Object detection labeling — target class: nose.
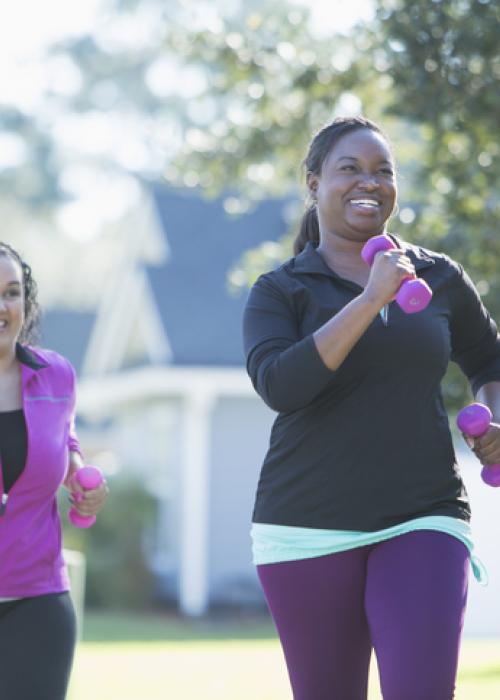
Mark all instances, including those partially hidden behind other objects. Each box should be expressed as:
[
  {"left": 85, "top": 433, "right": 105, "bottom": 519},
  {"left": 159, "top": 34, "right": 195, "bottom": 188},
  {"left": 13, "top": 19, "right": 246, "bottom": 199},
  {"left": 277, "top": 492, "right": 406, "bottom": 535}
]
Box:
[{"left": 358, "top": 175, "right": 380, "bottom": 190}]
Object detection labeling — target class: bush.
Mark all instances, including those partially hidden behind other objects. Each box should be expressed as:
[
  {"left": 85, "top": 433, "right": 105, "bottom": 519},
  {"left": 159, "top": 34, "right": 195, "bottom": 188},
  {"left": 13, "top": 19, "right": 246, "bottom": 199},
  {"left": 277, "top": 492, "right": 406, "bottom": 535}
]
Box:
[{"left": 61, "top": 477, "right": 158, "bottom": 610}]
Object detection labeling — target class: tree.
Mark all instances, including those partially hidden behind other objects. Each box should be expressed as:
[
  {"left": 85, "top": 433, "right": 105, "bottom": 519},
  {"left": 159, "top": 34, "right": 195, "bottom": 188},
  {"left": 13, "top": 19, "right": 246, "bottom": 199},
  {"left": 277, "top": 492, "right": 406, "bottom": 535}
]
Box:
[
  {"left": 371, "top": 0, "right": 500, "bottom": 404},
  {"left": 161, "top": 1, "right": 408, "bottom": 282}
]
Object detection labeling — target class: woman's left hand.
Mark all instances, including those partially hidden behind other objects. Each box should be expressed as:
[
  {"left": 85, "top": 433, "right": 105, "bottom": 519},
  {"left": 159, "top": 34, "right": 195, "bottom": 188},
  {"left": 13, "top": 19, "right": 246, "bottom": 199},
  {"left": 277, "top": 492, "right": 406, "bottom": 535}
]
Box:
[
  {"left": 469, "top": 422, "right": 500, "bottom": 466},
  {"left": 69, "top": 476, "right": 109, "bottom": 518},
  {"left": 64, "top": 455, "right": 109, "bottom": 518}
]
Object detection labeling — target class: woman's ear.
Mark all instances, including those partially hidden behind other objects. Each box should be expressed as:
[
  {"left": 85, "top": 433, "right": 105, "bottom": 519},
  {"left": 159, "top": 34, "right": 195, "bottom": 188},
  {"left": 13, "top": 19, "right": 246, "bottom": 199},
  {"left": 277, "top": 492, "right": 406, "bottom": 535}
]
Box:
[{"left": 306, "top": 171, "right": 319, "bottom": 201}]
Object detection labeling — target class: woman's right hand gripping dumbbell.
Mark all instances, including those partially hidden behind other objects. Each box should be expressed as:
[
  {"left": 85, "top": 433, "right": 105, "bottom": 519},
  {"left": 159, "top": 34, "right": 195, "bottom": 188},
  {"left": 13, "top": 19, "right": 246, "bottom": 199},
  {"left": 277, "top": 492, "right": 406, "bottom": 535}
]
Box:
[
  {"left": 361, "top": 234, "right": 432, "bottom": 313},
  {"left": 362, "top": 245, "right": 419, "bottom": 310}
]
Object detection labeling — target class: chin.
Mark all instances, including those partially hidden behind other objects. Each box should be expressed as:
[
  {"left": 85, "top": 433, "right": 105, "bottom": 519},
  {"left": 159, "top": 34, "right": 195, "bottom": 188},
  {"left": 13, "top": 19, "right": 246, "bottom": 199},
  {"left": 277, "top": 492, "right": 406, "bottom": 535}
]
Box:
[
  {"left": 349, "top": 224, "right": 384, "bottom": 239},
  {"left": 353, "top": 226, "right": 384, "bottom": 241}
]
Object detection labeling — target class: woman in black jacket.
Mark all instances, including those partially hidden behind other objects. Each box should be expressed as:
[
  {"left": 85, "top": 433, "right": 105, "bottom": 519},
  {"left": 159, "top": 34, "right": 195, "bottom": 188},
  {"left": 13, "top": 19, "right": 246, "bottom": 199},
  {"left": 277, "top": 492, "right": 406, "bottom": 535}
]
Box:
[{"left": 243, "top": 116, "right": 500, "bottom": 700}]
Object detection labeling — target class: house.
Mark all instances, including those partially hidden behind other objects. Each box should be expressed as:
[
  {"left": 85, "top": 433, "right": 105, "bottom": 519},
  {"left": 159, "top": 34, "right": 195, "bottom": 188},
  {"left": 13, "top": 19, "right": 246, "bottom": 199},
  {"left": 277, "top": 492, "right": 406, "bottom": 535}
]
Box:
[{"left": 44, "top": 184, "right": 295, "bottom": 616}]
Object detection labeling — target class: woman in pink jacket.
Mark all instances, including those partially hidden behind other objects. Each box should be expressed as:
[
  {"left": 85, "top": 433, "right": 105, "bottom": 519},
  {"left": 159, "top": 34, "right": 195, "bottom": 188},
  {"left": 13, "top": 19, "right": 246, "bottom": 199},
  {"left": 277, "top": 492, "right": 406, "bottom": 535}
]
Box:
[{"left": 0, "top": 242, "right": 108, "bottom": 699}]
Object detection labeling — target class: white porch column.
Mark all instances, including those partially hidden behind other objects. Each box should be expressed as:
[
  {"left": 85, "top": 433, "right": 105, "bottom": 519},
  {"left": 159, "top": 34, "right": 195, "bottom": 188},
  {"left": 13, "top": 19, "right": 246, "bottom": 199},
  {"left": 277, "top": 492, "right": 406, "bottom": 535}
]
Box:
[{"left": 179, "top": 389, "right": 215, "bottom": 616}]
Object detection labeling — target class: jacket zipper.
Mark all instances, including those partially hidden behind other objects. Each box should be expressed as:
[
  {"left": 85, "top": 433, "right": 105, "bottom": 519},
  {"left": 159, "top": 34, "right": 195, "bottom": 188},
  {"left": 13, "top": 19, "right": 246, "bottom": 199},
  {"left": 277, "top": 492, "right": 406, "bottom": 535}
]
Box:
[
  {"left": 0, "top": 449, "right": 5, "bottom": 516},
  {"left": 380, "top": 304, "right": 389, "bottom": 327},
  {"left": 0, "top": 492, "right": 7, "bottom": 516}
]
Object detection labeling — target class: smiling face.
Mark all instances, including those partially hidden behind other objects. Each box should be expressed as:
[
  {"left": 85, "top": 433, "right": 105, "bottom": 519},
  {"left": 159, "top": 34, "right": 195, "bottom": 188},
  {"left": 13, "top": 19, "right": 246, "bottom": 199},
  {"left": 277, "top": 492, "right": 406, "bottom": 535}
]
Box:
[
  {"left": 307, "top": 128, "right": 397, "bottom": 243},
  {"left": 0, "top": 255, "right": 25, "bottom": 354}
]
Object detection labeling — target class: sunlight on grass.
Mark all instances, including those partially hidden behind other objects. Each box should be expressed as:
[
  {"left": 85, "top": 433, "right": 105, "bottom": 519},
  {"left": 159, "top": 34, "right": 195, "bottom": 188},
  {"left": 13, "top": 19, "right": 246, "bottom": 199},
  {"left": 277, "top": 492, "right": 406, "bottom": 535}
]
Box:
[{"left": 68, "top": 613, "right": 500, "bottom": 700}]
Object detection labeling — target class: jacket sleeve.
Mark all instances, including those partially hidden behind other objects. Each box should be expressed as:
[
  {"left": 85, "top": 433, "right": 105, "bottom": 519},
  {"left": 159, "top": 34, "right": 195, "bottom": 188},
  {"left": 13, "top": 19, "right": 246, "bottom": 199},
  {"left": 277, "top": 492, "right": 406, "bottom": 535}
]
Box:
[
  {"left": 243, "top": 273, "right": 335, "bottom": 412},
  {"left": 449, "top": 262, "right": 500, "bottom": 395},
  {"left": 66, "top": 360, "right": 83, "bottom": 456}
]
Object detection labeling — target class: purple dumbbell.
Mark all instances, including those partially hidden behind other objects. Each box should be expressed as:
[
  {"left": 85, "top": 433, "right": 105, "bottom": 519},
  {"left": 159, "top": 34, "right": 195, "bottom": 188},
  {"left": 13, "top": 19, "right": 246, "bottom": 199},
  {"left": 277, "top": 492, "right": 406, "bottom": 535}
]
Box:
[
  {"left": 361, "top": 234, "right": 432, "bottom": 313},
  {"left": 68, "top": 465, "right": 104, "bottom": 528},
  {"left": 456, "top": 403, "right": 500, "bottom": 487}
]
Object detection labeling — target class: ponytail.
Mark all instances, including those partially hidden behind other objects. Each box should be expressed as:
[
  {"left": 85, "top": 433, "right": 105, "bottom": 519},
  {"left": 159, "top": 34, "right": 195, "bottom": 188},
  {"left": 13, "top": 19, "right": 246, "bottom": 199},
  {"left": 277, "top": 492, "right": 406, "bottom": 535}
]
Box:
[{"left": 293, "top": 206, "right": 320, "bottom": 256}]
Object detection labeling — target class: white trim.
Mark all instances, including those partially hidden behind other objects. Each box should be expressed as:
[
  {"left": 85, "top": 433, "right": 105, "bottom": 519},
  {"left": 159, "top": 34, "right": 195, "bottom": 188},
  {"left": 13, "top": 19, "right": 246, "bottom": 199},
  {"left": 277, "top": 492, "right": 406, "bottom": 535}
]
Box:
[
  {"left": 179, "top": 391, "right": 215, "bottom": 616},
  {"left": 123, "top": 189, "right": 170, "bottom": 265},
  {"left": 76, "top": 366, "right": 255, "bottom": 415},
  {"left": 82, "top": 267, "right": 171, "bottom": 376},
  {"left": 82, "top": 265, "right": 136, "bottom": 375},
  {"left": 81, "top": 185, "right": 170, "bottom": 377},
  {"left": 140, "top": 278, "right": 173, "bottom": 364}
]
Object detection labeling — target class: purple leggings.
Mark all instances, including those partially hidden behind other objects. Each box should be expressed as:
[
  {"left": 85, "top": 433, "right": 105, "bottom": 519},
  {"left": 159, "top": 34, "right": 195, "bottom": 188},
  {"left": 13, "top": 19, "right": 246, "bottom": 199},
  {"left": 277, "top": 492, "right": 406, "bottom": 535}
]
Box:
[{"left": 257, "top": 531, "right": 469, "bottom": 700}]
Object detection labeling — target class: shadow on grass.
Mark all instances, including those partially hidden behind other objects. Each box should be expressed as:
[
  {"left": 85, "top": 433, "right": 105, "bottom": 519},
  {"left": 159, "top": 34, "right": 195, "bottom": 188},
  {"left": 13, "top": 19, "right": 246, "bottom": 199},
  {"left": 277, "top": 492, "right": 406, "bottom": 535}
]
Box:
[{"left": 82, "top": 610, "right": 279, "bottom": 643}]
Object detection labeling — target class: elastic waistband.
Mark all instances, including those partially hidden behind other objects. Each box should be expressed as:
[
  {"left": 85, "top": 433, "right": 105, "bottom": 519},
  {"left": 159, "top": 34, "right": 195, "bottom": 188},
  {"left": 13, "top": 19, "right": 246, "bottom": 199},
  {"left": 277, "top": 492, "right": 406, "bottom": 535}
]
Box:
[{"left": 251, "top": 516, "right": 488, "bottom": 584}]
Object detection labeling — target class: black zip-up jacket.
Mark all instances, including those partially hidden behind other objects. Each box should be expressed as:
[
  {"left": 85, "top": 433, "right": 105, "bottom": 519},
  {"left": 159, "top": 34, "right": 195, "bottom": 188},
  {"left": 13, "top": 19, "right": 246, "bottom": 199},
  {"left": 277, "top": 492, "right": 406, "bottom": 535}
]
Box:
[{"left": 243, "top": 236, "right": 500, "bottom": 531}]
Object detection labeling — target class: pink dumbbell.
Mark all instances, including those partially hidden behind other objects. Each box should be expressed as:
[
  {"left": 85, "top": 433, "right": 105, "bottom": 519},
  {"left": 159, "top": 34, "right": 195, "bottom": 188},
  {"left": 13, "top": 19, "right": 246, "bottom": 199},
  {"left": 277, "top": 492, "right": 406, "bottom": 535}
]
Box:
[
  {"left": 68, "top": 465, "right": 104, "bottom": 528},
  {"left": 361, "top": 234, "right": 432, "bottom": 313},
  {"left": 456, "top": 403, "right": 500, "bottom": 487}
]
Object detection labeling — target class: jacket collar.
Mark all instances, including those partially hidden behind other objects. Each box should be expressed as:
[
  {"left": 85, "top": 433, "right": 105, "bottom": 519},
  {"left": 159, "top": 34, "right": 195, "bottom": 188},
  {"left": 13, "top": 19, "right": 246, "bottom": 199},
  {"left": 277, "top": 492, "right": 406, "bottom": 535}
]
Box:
[
  {"left": 388, "top": 233, "right": 436, "bottom": 271},
  {"left": 289, "top": 241, "right": 337, "bottom": 277},
  {"left": 16, "top": 343, "right": 48, "bottom": 371},
  {"left": 289, "top": 234, "right": 435, "bottom": 277}
]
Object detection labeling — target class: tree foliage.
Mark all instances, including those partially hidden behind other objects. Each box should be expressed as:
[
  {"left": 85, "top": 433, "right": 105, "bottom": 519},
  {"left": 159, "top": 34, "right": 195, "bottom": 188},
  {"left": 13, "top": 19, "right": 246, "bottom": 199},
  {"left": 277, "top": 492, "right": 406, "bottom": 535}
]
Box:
[
  {"left": 163, "top": 3, "right": 381, "bottom": 199},
  {"left": 370, "top": 0, "right": 500, "bottom": 405}
]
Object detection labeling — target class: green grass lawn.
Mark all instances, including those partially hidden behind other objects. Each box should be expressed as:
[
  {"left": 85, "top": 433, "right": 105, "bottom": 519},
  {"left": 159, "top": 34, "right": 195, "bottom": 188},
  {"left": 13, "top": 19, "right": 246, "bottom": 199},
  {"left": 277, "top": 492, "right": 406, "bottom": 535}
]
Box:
[{"left": 68, "top": 611, "right": 500, "bottom": 700}]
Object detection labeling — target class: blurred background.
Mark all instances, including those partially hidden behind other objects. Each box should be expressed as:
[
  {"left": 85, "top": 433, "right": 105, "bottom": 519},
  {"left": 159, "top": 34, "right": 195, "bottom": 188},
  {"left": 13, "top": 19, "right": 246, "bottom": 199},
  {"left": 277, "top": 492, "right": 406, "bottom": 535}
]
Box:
[{"left": 2, "top": 0, "right": 500, "bottom": 697}]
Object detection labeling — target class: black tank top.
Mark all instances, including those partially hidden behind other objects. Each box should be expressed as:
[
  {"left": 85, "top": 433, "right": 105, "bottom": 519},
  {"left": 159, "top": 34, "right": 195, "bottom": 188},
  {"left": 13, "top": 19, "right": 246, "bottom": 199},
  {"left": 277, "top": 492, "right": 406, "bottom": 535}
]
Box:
[{"left": 0, "top": 409, "right": 27, "bottom": 492}]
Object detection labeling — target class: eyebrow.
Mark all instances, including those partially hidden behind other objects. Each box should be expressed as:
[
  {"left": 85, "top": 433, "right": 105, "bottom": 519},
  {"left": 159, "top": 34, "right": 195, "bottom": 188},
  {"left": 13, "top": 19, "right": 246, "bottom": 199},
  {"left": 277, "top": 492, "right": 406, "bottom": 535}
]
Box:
[
  {"left": 336, "top": 156, "right": 393, "bottom": 166},
  {"left": 6, "top": 281, "right": 21, "bottom": 286}
]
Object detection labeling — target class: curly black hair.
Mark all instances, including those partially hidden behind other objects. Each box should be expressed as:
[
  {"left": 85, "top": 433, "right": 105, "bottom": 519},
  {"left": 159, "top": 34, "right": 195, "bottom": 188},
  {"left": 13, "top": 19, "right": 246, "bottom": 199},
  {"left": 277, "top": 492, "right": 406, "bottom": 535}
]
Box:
[{"left": 0, "top": 243, "right": 41, "bottom": 344}]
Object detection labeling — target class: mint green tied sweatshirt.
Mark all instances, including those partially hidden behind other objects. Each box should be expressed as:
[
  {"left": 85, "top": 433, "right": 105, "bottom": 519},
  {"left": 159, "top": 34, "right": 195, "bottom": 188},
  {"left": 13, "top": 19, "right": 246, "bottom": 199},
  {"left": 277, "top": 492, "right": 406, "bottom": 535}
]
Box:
[{"left": 251, "top": 515, "right": 487, "bottom": 584}]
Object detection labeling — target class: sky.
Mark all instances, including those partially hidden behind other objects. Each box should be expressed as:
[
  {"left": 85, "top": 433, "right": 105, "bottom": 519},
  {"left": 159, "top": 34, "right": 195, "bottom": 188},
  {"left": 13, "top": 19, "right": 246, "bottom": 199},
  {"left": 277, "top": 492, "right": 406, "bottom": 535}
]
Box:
[
  {"left": 0, "top": 0, "right": 374, "bottom": 79},
  {"left": 292, "top": 0, "right": 375, "bottom": 35},
  {"left": 0, "top": 0, "right": 374, "bottom": 240}
]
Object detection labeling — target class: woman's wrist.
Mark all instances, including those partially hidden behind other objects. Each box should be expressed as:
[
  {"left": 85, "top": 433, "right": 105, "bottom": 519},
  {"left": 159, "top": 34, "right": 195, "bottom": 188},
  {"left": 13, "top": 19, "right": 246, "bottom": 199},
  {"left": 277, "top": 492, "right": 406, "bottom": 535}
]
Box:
[
  {"left": 359, "top": 288, "right": 386, "bottom": 314},
  {"left": 69, "top": 450, "right": 84, "bottom": 469}
]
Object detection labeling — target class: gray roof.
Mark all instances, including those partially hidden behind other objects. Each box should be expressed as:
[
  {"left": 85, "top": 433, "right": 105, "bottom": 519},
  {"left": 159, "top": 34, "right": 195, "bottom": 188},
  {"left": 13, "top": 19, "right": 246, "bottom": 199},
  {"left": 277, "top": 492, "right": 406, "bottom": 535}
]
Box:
[
  {"left": 40, "top": 309, "right": 95, "bottom": 374},
  {"left": 148, "top": 186, "right": 294, "bottom": 366}
]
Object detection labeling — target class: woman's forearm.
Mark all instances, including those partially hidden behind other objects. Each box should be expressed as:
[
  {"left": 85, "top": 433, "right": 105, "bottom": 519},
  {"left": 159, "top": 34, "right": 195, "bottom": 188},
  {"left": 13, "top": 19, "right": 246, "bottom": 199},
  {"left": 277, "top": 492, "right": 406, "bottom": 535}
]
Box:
[
  {"left": 313, "top": 290, "right": 383, "bottom": 371},
  {"left": 476, "top": 381, "right": 500, "bottom": 422},
  {"left": 69, "top": 450, "right": 84, "bottom": 470}
]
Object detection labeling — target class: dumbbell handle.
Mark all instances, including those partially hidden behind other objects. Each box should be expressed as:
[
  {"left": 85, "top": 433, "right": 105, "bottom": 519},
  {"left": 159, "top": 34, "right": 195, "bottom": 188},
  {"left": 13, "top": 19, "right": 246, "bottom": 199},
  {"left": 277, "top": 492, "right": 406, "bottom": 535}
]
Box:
[
  {"left": 456, "top": 403, "right": 500, "bottom": 487},
  {"left": 361, "top": 234, "right": 432, "bottom": 314},
  {"left": 68, "top": 465, "right": 104, "bottom": 528}
]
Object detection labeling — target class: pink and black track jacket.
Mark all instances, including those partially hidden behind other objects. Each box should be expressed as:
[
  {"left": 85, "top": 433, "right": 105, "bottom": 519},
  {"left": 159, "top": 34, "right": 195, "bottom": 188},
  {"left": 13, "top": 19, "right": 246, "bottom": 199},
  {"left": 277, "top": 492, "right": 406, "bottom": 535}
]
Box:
[{"left": 0, "top": 344, "right": 82, "bottom": 597}]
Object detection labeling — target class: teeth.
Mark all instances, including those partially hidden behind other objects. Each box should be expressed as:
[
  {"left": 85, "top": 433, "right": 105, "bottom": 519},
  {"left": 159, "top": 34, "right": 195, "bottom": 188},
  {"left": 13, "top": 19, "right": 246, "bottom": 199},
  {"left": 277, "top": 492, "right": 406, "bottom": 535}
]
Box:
[{"left": 350, "top": 199, "right": 379, "bottom": 206}]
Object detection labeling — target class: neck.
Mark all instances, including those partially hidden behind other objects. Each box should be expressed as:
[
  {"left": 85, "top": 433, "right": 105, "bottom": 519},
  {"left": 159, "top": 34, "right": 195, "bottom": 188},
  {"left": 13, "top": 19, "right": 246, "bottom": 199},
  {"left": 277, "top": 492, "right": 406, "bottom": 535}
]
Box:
[
  {"left": 0, "top": 346, "right": 18, "bottom": 375},
  {"left": 317, "top": 229, "right": 385, "bottom": 269}
]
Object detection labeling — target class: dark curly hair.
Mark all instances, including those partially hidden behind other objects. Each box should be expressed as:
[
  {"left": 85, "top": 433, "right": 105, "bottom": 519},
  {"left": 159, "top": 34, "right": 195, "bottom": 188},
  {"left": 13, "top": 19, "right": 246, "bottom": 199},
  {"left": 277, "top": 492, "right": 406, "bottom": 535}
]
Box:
[
  {"left": 294, "top": 116, "right": 391, "bottom": 255},
  {"left": 0, "top": 243, "right": 41, "bottom": 344}
]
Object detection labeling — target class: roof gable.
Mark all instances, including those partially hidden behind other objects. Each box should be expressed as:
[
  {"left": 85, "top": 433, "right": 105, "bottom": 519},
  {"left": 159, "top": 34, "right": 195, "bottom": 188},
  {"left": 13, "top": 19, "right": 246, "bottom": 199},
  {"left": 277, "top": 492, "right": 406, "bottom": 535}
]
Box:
[
  {"left": 148, "top": 187, "right": 294, "bottom": 366},
  {"left": 40, "top": 309, "right": 96, "bottom": 374},
  {"left": 82, "top": 266, "right": 171, "bottom": 376}
]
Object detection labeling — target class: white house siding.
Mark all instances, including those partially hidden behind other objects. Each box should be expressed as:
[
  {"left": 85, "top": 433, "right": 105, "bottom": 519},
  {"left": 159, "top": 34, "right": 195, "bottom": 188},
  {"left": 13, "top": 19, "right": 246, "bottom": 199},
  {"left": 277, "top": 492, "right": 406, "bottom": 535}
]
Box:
[
  {"left": 112, "top": 399, "right": 180, "bottom": 490},
  {"left": 82, "top": 397, "right": 183, "bottom": 590},
  {"left": 457, "top": 445, "right": 500, "bottom": 638},
  {"left": 208, "top": 396, "right": 276, "bottom": 606}
]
